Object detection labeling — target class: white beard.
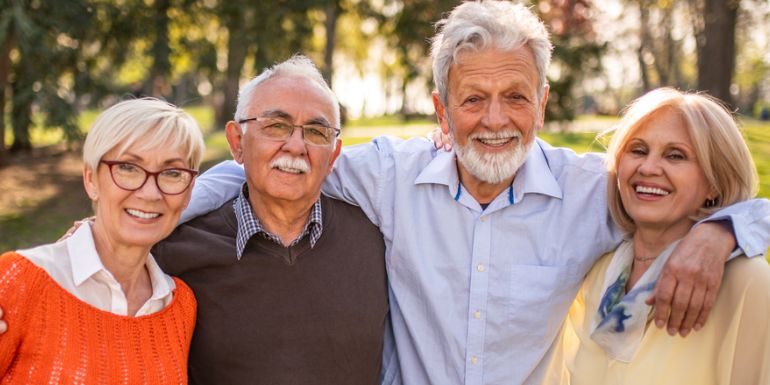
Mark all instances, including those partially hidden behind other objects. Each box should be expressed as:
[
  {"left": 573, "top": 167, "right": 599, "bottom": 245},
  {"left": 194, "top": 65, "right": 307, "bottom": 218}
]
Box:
[{"left": 451, "top": 125, "right": 533, "bottom": 185}]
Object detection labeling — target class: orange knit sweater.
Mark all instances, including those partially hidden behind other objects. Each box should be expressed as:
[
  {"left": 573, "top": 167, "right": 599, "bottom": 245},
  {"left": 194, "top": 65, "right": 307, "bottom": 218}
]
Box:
[{"left": 0, "top": 252, "right": 196, "bottom": 384}]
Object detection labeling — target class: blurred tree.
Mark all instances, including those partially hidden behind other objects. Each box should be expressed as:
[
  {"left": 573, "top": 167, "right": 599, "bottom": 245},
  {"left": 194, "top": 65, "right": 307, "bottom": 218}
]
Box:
[
  {"left": 691, "top": 0, "right": 739, "bottom": 106},
  {"left": 0, "top": 0, "right": 94, "bottom": 154},
  {"left": 144, "top": 0, "right": 172, "bottom": 98},
  {"left": 537, "top": 0, "right": 606, "bottom": 123},
  {"left": 213, "top": 0, "right": 325, "bottom": 129},
  {"left": 635, "top": 0, "right": 688, "bottom": 91},
  {"left": 380, "top": 0, "right": 454, "bottom": 118}
]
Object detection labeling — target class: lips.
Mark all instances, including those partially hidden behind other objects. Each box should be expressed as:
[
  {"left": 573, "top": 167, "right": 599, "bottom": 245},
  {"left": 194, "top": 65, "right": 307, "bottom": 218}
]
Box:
[{"left": 125, "top": 208, "right": 161, "bottom": 219}]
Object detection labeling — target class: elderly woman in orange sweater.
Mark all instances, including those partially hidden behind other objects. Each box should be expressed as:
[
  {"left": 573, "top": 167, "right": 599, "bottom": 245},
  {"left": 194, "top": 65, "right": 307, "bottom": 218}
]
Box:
[
  {"left": 0, "top": 98, "right": 203, "bottom": 383},
  {"left": 562, "top": 88, "right": 770, "bottom": 384}
]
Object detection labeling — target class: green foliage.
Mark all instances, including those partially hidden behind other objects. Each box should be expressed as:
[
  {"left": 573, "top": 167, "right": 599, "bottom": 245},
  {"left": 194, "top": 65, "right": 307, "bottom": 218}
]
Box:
[{"left": 536, "top": 0, "right": 606, "bottom": 122}]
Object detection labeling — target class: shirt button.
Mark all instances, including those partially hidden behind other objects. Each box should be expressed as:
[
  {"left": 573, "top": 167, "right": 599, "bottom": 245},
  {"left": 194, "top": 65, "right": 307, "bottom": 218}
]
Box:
[
  {"left": 476, "top": 264, "right": 485, "bottom": 272},
  {"left": 474, "top": 310, "right": 481, "bottom": 319},
  {"left": 471, "top": 356, "right": 478, "bottom": 364},
  {"left": 479, "top": 215, "right": 488, "bottom": 222}
]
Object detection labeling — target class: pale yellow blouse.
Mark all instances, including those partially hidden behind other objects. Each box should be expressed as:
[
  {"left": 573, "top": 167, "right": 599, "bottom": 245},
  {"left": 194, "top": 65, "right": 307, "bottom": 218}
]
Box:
[{"left": 561, "top": 252, "right": 770, "bottom": 385}]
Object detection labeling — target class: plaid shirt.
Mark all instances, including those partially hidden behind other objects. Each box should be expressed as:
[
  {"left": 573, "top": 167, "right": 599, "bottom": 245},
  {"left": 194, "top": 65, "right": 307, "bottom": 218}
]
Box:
[{"left": 233, "top": 184, "right": 323, "bottom": 259}]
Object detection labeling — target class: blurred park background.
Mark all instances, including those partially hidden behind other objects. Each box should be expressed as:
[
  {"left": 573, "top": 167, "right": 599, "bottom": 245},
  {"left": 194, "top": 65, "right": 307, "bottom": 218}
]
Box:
[{"left": 1, "top": 0, "right": 769, "bottom": 250}]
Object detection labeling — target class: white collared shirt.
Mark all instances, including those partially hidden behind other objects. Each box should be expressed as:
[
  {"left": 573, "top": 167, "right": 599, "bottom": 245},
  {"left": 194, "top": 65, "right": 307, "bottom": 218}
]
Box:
[{"left": 17, "top": 223, "right": 176, "bottom": 316}]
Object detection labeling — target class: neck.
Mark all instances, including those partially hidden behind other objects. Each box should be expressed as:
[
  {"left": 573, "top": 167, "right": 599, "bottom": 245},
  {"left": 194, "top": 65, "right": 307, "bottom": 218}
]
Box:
[
  {"left": 456, "top": 161, "right": 514, "bottom": 205},
  {"left": 90, "top": 221, "right": 153, "bottom": 316},
  {"left": 627, "top": 222, "right": 693, "bottom": 290},
  {"left": 249, "top": 189, "right": 315, "bottom": 247}
]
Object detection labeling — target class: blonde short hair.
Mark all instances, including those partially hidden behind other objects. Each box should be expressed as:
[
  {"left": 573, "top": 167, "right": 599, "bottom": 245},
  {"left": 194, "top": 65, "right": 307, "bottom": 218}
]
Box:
[
  {"left": 606, "top": 88, "right": 758, "bottom": 233},
  {"left": 83, "top": 98, "right": 205, "bottom": 172}
]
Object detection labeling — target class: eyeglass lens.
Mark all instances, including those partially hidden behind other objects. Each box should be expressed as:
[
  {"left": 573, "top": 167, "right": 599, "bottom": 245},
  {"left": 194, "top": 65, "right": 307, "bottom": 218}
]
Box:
[
  {"left": 110, "top": 162, "right": 194, "bottom": 194},
  {"left": 260, "top": 120, "right": 335, "bottom": 145}
]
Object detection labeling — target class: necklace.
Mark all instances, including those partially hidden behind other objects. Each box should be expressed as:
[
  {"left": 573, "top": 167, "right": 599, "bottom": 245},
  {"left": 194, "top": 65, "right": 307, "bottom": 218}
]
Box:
[{"left": 633, "top": 255, "right": 657, "bottom": 262}]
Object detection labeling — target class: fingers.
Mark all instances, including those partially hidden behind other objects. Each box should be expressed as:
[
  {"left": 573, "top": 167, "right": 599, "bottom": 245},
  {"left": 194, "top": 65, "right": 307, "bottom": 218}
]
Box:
[
  {"left": 0, "top": 307, "right": 6, "bottom": 334},
  {"left": 651, "top": 270, "right": 675, "bottom": 329},
  {"left": 693, "top": 286, "right": 716, "bottom": 332},
  {"left": 679, "top": 285, "right": 706, "bottom": 336},
  {"left": 666, "top": 281, "right": 693, "bottom": 336}
]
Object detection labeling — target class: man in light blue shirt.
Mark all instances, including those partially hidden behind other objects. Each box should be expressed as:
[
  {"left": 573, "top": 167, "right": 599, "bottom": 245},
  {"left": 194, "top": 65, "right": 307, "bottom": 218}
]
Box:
[{"left": 182, "top": 2, "right": 770, "bottom": 384}]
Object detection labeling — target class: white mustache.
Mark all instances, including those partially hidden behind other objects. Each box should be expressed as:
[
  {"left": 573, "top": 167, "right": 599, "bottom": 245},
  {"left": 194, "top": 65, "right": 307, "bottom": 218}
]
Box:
[{"left": 270, "top": 156, "right": 310, "bottom": 174}]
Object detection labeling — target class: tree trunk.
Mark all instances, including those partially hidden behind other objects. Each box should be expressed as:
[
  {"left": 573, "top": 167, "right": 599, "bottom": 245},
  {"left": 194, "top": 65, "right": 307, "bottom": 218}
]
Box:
[
  {"left": 144, "top": 0, "right": 172, "bottom": 99},
  {"left": 637, "top": 0, "right": 651, "bottom": 91},
  {"left": 216, "top": 17, "right": 249, "bottom": 130},
  {"left": 10, "top": 54, "right": 32, "bottom": 153},
  {"left": 322, "top": 1, "right": 339, "bottom": 85},
  {"left": 696, "top": 0, "right": 738, "bottom": 106},
  {"left": 0, "top": 33, "right": 14, "bottom": 163}
]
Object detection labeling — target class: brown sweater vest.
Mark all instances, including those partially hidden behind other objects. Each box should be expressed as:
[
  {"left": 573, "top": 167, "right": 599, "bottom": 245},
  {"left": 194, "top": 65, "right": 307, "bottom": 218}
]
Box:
[{"left": 153, "top": 194, "right": 388, "bottom": 385}]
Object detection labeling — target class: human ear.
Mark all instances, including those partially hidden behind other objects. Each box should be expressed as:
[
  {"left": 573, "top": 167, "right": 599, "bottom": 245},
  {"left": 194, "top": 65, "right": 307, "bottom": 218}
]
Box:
[
  {"left": 225, "top": 121, "right": 245, "bottom": 164},
  {"left": 432, "top": 91, "right": 450, "bottom": 135}
]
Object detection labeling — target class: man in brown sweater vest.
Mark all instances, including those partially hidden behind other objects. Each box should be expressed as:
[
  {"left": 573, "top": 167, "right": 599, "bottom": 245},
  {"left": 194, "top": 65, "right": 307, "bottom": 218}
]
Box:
[{"left": 153, "top": 55, "right": 388, "bottom": 385}]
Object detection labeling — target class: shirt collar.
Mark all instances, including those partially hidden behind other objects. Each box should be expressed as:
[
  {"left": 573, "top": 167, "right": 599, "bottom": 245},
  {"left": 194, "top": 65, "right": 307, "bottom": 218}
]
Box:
[
  {"left": 413, "top": 138, "right": 563, "bottom": 204},
  {"left": 512, "top": 138, "right": 563, "bottom": 201},
  {"left": 66, "top": 223, "right": 174, "bottom": 300},
  {"left": 67, "top": 223, "right": 103, "bottom": 286},
  {"left": 233, "top": 183, "right": 323, "bottom": 259}
]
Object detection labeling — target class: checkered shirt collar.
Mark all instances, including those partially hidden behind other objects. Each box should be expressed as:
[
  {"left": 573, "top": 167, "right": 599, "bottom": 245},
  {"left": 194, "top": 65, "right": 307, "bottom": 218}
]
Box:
[{"left": 233, "top": 184, "right": 323, "bottom": 259}]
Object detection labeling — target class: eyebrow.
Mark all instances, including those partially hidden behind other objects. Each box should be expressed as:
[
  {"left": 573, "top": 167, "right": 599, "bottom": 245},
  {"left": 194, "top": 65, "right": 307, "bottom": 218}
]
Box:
[
  {"left": 260, "top": 109, "right": 331, "bottom": 127},
  {"left": 122, "top": 152, "right": 186, "bottom": 166}
]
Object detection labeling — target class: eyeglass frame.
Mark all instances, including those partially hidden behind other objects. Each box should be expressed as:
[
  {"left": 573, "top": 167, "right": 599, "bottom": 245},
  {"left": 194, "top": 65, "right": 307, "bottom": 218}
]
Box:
[
  {"left": 237, "top": 116, "right": 341, "bottom": 146},
  {"left": 99, "top": 160, "right": 199, "bottom": 196}
]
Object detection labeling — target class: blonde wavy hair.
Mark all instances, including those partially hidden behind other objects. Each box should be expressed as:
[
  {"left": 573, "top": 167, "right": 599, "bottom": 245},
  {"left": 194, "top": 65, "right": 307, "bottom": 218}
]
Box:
[{"left": 605, "top": 88, "right": 757, "bottom": 234}]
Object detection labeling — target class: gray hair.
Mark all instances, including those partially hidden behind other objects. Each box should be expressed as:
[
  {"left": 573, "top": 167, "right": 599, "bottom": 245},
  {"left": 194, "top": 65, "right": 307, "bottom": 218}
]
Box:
[
  {"left": 431, "top": 1, "right": 552, "bottom": 105},
  {"left": 234, "top": 54, "right": 340, "bottom": 130},
  {"left": 83, "top": 98, "right": 205, "bottom": 172}
]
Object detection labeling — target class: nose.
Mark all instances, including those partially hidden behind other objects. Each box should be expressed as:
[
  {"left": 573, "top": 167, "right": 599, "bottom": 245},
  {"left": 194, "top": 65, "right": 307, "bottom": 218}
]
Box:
[
  {"left": 281, "top": 125, "right": 308, "bottom": 156},
  {"left": 637, "top": 155, "right": 663, "bottom": 176},
  {"left": 134, "top": 174, "right": 163, "bottom": 200},
  {"left": 481, "top": 97, "right": 508, "bottom": 130}
]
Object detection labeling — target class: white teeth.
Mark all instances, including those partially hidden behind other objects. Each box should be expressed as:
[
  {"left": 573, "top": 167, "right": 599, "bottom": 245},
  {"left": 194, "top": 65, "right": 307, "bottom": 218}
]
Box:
[
  {"left": 276, "top": 167, "right": 304, "bottom": 174},
  {"left": 478, "top": 138, "right": 512, "bottom": 146},
  {"left": 635, "top": 185, "right": 670, "bottom": 196},
  {"left": 126, "top": 209, "right": 161, "bottom": 219}
]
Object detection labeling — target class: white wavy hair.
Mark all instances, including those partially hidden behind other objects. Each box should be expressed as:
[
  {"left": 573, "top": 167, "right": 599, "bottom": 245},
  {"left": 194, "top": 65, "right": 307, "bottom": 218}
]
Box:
[
  {"left": 431, "top": 1, "right": 552, "bottom": 105},
  {"left": 233, "top": 54, "right": 340, "bottom": 130}
]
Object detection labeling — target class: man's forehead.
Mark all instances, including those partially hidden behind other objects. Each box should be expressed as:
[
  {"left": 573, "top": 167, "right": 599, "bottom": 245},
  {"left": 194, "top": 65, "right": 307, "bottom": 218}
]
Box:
[{"left": 243, "top": 77, "right": 336, "bottom": 123}]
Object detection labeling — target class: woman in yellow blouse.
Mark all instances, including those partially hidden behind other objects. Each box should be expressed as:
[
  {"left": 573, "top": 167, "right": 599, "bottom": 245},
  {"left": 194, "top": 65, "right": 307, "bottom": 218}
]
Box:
[{"left": 562, "top": 88, "right": 770, "bottom": 385}]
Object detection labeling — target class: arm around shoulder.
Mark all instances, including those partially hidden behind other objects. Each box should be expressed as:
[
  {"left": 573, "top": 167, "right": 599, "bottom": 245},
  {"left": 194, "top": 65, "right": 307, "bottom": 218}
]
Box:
[
  {"left": 179, "top": 160, "right": 244, "bottom": 224},
  {"left": 322, "top": 136, "right": 407, "bottom": 227}
]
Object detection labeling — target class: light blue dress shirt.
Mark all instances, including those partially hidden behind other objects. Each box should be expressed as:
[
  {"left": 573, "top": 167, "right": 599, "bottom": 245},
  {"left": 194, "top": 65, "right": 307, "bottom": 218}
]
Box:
[{"left": 182, "top": 136, "right": 770, "bottom": 385}]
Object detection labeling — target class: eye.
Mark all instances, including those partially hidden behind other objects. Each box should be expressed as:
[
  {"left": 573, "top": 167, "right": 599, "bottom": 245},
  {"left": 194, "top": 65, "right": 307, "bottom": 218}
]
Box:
[
  {"left": 627, "top": 145, "right": 647, "bottom": 156},
  {"left": 304, "top": 126, "right": 328, "bottom": 138},
  {"left": 507, "top": 93, "right": 528, "bottom": 102},
  {"left": 666, "top": 150, "right": 686, "bottom": 160},
  {"left": 116, "top": 163, "right": 140, "bottom": 173},
  {"left": 463, "top": 96, "right": 482, "bottom": 105},
  {"left": 160, "top": 169, "right": 183, "bottom": 179}
]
